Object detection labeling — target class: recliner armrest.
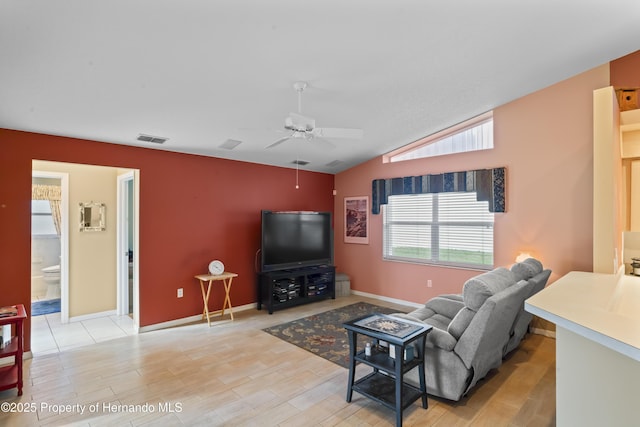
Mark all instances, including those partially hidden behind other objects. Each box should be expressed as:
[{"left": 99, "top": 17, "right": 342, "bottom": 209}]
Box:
[
  {"left": 424, "top": 296, "right": 465, "bottom": 320},
  {"left": 425, "top": 327, "right": 457, "bottom": 351},
  {"left": 389, "top": 312, "right": 424, "bottom": 324},
  {"left": 390, "top": 313, "right": 457, "bottom": 351}
]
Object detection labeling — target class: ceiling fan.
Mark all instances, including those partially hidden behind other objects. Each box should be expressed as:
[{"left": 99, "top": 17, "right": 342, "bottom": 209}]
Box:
[{"left": 265, "top": 81, "right": 364, "bottom": 149}]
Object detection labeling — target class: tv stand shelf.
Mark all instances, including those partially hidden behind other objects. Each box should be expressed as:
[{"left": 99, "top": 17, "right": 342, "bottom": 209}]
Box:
[{"left": 257, "top": 265, "right": 335, "bottom": 314}]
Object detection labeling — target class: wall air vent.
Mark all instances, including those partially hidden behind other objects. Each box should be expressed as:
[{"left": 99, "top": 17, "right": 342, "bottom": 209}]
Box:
[
  {"left": 291, "top": 159, "right": 309, "bottom": 166},
  {"left": 137, "top": 134, "right": 168, "bottom": 144}
]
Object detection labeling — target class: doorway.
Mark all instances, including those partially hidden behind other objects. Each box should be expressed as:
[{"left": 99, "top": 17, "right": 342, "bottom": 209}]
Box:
[
  {"left": 30, "top": 162, "right": 139, "bottom": 355},
  {"left": 31, "top": 171, "right": 69, "bottom": 321}
]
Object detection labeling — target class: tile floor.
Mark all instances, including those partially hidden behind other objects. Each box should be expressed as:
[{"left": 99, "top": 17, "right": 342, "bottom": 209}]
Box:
[
  {"left": 30, "top": 311, "right": 136, "bottom": 356},
  {"left": 2, "top": 296, "right": 557, "bottom": 426}
]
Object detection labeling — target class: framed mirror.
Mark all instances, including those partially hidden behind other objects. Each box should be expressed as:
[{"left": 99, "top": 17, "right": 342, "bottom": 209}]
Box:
[{"left": 79, "top": 202, "right": 106, "bottom": 232}]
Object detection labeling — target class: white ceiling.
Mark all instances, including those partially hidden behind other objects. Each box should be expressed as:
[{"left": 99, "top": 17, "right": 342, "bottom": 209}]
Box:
[{"left": 2, "top": 1, "right": 640, "bottom": 173}]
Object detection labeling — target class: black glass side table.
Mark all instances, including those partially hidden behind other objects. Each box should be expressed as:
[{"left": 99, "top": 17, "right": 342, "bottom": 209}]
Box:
[{"left": 343, "top": 313, "right": 432, "bottom": 427}]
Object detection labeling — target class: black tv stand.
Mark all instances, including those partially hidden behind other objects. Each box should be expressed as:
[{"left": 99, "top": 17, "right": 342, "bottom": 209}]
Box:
[{"left": 257, "top": 265, "right": 336, "bottom": 314}]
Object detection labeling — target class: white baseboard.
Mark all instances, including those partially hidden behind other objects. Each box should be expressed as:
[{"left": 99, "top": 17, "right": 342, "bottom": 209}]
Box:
[
  {"left": 134, "top": 292, "right": 416, "bottom": 333},
  {"left": 69, "top": 309, "right": 117, "bottom": 323},
  {"left": 138, "top": 314, "right": 203, "bottom": 333},
  {"left": 138, "top": 302, "right": 256, "bottom": 333},
  {"left": 531, "top": 327, "right": 556, "bottom": 338},
  {"left": 351, "top": 290, "right": 423, "bottom": 309}
]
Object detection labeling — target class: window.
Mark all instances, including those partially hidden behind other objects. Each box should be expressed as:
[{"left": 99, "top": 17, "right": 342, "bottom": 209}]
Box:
[
  {"left": 386, "top": 112, "right": 493, "bottom": 162},
  {"left": 31, "top": 200, "right": 57, "bottom": 236},
  {"left": 383, "top": 192, "right": 494, "bottom": 269}
]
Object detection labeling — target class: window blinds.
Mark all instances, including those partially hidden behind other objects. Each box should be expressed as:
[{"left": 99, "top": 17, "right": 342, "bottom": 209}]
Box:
[{"left": 383, "top": 192, "right": 494, "bottom": 269}]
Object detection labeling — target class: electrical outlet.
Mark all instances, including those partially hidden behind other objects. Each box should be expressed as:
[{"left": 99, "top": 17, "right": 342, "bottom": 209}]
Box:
[
  {"left": 177, "top": 288, "right": 183, "bottom": 298},
  {"left": 427, "top": 279, "right": 432, "bottom": 288}
]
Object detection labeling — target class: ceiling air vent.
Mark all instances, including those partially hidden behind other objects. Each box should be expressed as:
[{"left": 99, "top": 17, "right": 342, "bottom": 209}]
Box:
[
  {"left": 137, "top": 134, "right": 168, "bottom": 144},
  {"left": 325, "top": 160, "right": 343, "bottom": 168},
  {"left": 291, "top": 159, "right": 309, "bottom": 166},
  {"left": 219, "top": 139, "right": 242, "bottom": 150}
]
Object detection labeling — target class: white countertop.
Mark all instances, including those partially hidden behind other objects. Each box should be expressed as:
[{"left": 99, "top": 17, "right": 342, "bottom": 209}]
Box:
[{"left": 525, "top": 271, "right": 640, "bottom": 361}]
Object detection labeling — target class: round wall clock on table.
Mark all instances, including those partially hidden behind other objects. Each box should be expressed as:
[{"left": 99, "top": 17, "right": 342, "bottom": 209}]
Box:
[{"left": 208, "top": 260, "right": 225, "bottom": 275}]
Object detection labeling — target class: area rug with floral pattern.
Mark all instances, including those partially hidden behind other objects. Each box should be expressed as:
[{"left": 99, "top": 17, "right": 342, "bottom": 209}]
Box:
[{"left": 262, "top": 302, "right": 403, "bottom": 368}]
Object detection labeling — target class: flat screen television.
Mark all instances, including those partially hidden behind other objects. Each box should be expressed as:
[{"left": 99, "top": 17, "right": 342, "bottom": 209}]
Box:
[{"left": 261, "top": 210, "right": 333, "bottom": 272}]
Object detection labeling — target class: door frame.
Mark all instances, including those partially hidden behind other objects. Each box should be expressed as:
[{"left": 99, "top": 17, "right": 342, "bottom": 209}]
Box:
[
  {"left": 32, "top": 170, "right": 70, "bottom": 322},
  {"left": 116, "top": 171, "right": 139, "bottom": 327}
]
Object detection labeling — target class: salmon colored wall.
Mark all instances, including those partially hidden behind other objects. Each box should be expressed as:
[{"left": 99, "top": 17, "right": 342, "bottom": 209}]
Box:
[
  {"left": 0, "top": 130, "right": 334, "bottom": 350},
  {"left": 334, "top": 65, "right": 609, "bottom": 305}
]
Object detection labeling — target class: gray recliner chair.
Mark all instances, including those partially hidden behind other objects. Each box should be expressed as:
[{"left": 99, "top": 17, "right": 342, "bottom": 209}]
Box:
[
  {"left": 391, "top": 259, "right": 550, "bottom": 401},
  {"left": 420, "top": 258, "right": 551, "bottom": 357}
]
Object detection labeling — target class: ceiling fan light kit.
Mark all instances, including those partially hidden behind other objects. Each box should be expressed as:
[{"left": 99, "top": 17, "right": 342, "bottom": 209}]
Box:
[
  {"left": 285, "top": 113, "right": 315, "bottom": 132},
  {"left": 293, "top": 81, "right": 308, "bottom": 93}
]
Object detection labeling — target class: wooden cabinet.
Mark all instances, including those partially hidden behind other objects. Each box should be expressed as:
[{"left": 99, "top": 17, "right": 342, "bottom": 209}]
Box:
[
  {"left": 0, "top": 304, "right": 26, "bottom": 396},
  {"left": 257, "top": 265, "right": 335, "bottom": 314}
]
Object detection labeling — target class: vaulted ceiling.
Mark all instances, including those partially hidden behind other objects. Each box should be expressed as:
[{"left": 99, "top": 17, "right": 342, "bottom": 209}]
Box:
[{"left": 2, "top": 1, "right": 639, "bottom": 173}]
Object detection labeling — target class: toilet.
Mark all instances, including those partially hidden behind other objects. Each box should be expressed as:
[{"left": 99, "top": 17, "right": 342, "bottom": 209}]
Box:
[{"left": 42, "top": 264, "right": 61, "bottom": 299}]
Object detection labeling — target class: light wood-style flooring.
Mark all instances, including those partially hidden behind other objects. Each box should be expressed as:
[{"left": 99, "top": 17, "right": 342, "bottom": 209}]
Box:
[{"left": 0, "top": 295, "right": 555, "bottom": 426}]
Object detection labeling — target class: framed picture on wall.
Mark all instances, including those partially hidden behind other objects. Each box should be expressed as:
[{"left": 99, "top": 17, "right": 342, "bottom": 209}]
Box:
[{"left": 344, "top": 196, "right": 369, "bottom": 244}]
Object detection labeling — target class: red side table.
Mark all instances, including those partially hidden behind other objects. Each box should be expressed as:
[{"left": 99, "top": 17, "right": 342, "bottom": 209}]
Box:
[{"left": 0, "top": 304, "right": 27, "bottom": 396}]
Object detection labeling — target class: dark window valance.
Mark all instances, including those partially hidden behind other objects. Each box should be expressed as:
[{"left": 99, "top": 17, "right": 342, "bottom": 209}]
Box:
[{"left": 371, "top": 167, "right": 505, "bottom": 214}]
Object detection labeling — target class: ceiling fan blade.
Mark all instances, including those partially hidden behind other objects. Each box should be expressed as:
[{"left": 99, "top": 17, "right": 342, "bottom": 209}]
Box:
[
  {"left": 265, "top": 135, "right": 292, "bottom": 149},
  {"left": 313, "top": 127, "right": 363, "bottom": 139}
]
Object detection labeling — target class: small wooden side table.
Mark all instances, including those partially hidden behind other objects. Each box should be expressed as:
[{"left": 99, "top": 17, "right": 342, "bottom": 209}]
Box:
[{"left": 194, "top": 272, "right": 237, "bottom": 326}]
